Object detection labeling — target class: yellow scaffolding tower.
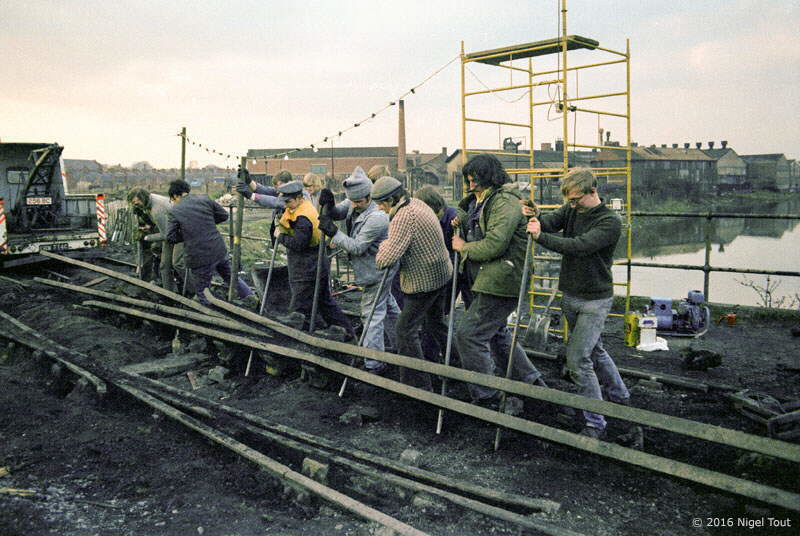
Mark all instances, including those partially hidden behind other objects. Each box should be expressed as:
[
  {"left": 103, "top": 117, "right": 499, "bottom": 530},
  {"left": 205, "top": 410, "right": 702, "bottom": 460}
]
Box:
[{"left": 459, "top": 3, "right": 632, "bottom": 338}]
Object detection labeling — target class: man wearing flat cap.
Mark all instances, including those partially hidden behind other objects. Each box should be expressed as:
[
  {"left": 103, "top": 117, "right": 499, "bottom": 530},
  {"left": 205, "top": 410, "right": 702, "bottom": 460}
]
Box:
[
  {"left": 276, "top": 180, "right": 354, "bottom": 337},
  {"left": 318, "top": 167, "right": 399, "bottom": 372},
  {"left": 372, "top": 176, "right": 452, "bottom": 390}
]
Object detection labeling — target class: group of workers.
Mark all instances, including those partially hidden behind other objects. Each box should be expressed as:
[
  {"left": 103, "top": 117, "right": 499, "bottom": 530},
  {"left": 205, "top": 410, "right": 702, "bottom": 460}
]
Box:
[{"left": 127, "top": 153, "right": 642, "bottom": 446}]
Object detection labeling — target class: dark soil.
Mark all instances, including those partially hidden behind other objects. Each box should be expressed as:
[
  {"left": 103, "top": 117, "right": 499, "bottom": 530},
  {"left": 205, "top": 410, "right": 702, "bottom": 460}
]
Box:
[{"left": 1, "top": 253, "right": 799, "bottom": 536}]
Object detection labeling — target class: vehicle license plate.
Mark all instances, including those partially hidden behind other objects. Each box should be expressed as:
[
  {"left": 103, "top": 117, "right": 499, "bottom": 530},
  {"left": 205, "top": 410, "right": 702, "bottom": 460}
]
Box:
[{"left": 40, "top": 242, "right": 69, "bottom": 251}]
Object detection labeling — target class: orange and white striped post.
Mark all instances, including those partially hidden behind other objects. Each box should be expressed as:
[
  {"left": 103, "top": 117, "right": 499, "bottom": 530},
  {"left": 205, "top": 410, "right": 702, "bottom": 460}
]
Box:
[
  {"left": 95, "top": 194, "right": 107, "bottom": 245},
  {"left": 0, "top": 198, "right": 7, "bottom": 254}
]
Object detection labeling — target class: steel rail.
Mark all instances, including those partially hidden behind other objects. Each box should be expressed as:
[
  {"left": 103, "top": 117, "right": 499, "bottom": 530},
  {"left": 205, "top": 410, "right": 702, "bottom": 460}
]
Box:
[
  {"left": 139, "top": 385, "right": 575, "bottom": 536},
  {"left": 202, "top": 290, "right": 800, "bottom": 465},
  {"left": 115, "top": 383, "right": 431, "bottom": 536},
  {"left": 32, "top": 253, "right": 796, "bottom": 469},
  {"left": 40, "top": 250, "right": 221, "bottom": 318},
  {"left": 0, "top": 312, "right": 429, "bottom": 536},
  {"left": 0, "top": 311, "right": 107, "bottom": 396},
  {"left": 33, "top": 277, "right": 270, "bottom": 337},
  {"left": 79, "top": 300, "right": 800, "bottom": 511},
  {"left": 125, "top": 371, "right": 559, "bottom": 515}
]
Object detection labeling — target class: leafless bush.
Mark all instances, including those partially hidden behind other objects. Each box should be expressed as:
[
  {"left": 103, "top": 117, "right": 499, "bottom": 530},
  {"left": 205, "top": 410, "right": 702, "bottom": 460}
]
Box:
[{"left": 735, "top": 275, "right": 800, "bottom": 309}]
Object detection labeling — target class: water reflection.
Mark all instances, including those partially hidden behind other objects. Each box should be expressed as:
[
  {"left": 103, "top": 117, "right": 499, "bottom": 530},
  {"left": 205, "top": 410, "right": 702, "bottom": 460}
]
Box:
[
  {"left": 615, "top": 197, "right": 800, "bottom": 259},
  {"left": 610, "top": 197, "right": 800, "bottom": 307}
]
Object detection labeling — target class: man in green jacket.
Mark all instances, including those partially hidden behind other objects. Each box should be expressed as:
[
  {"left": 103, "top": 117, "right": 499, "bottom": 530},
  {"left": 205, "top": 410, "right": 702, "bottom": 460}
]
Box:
[
  {"left": 526, "top": 167, "right": 641, "bottom": 447},
  {"left": 452, "top": 154, "right": 546, "bottom": 406}
]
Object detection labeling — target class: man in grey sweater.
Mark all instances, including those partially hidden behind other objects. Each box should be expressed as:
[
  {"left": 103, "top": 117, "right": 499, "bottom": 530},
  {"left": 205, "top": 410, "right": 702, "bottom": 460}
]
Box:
[
  {"left": 318, "top": 167, "right": 400, "bottom": 372},
  {"left": 526, "top": 168, "right": 641, "bottom": 447}
]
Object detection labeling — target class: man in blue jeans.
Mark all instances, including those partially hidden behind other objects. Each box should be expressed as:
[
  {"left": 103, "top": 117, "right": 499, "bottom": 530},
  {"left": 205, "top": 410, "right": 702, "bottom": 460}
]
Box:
[{"left": 526, "top": 168, "right": 642, "bottom": 447}]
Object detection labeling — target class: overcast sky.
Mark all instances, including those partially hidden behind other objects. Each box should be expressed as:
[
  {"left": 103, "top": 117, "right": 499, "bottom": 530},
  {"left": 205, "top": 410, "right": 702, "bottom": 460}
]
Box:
[{"left": 1, "top": 0, "right": 798, "bottom": 169}]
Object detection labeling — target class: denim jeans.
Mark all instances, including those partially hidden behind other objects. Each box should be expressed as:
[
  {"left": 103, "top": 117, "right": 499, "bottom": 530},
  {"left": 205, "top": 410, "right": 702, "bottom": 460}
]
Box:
[
  {"left": 561, "top": 294, "right": 629, "bottom": 430},
  {"left": 192, "top": 256, "right": 252, "bottom": 306},
  {"left": 454, "top": 292, "right": 543, "bottom": 401},
  {"left": 359, "top": 277, "right": 400, "bottom": 369}
]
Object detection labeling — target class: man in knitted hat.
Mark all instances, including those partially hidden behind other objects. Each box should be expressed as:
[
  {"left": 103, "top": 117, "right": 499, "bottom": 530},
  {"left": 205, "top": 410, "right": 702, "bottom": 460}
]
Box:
[
  {"left": 318, "top": 167, "right": 399, "bottom": 371},
  {"left": 373, "top": 176, "right": 452, "bottom": 390},
  {"left": 276, "top": 180, "right": 354, "bottom": 338}
]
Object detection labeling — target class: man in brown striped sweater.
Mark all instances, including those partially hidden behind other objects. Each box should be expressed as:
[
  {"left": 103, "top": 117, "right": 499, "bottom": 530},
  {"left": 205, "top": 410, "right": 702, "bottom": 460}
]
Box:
[{"left": 374, "top": 176, "right": 453, "bottom": 390}]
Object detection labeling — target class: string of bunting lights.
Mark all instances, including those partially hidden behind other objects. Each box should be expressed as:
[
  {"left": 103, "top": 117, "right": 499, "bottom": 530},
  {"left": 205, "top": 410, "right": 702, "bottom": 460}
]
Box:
[{"left": 177, "top": 53, "right": 460, "bottom": 165}]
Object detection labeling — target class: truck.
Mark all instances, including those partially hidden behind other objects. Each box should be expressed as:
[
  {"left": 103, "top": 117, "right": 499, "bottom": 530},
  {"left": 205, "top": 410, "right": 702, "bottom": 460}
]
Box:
[{"left": 0, "top": 142, "right": 105, "bottom": 267}]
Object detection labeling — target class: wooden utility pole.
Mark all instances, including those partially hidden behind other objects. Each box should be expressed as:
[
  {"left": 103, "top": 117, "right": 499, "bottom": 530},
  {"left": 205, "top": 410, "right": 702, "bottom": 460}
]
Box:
[
  {"left": 229, "top": 157, "right": 246, "bottom": 301},
  {"left": 180, "top": 127, "right": 186, "bottom": 181}
]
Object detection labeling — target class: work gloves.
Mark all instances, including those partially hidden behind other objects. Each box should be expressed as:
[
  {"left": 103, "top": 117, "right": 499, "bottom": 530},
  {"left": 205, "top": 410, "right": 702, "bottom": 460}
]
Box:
[
  {"left": 318, "top": 216, "right": 338, "bottom": 238},
  {"left": 318, "top": 188, "right": 335, "bottom": 211},
  {"left": 236, "top": 182, "right": 253, "bottom": 199}
]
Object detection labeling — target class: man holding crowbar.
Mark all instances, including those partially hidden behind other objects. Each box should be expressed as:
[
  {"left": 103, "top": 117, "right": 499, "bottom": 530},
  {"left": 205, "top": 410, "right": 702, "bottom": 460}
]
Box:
[
  {"left": 273, "top": 180, "right": 354, "bottom": 338},
  {"left": 451, "top": 154, "right": 547, "bottom": 449},
  {"left": 316, "top": 167, "right": 400, "bottom": 390}
]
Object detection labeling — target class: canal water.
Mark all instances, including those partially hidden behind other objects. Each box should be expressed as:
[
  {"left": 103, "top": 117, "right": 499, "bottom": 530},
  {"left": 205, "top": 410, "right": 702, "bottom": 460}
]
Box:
[{"left": 611, "top": 197, "right": 800, "bottom": 309}]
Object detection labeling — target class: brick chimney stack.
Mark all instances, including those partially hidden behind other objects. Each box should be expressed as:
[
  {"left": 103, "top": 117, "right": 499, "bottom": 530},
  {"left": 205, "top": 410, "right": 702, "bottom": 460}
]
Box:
[
  {"left": 684, "top": 143, "right": 690, "bottom": 149},
  {"left": 397, "top": 100, "right": 406, "bottom": 174},
  {"left": 721, "top": 140, "right": 728, "bottom": 149},
  {"left": 708, "top": 141, "right": 715, "bottom": 149},
  {"left": 695, "top": 142, "right": 702, "bottom": 149}
]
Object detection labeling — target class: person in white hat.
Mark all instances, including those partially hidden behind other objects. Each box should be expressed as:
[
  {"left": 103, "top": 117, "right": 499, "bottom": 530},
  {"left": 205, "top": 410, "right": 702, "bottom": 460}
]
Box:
[{"left": 317, "top": 167, "right": 399, "bottom": 372}]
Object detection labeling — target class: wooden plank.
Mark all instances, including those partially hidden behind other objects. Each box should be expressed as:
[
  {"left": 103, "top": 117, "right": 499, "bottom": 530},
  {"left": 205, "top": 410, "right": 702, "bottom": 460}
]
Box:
[
  {"left": 44, "top": 269, "right": 71, "bottom": 281},
  {"left": 120, "top": 354, "right": 213, "bottom": 378},
  {"left": 82, "top": 276, "right": 109, "bottom": 287},
  {"left": 116, "top": 381, "right": 431, "bottom": 536},
  {"left": 88, "top": 300, "right": 800, "bottom": 511}
]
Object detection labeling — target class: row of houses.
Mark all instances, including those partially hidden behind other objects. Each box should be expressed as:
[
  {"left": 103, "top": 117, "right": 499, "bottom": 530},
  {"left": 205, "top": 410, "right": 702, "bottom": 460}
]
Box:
[
  {"left": 64, "top": 141, "right": 798, "bottom": 198},
  {"left": 593, "top": 142, "right": 797, "bottom": 196},
  {"left": 63, "top": 160, "right": 234, "bottom": 193},
  {"left": 246, "top": 141, "right": 798, "bottom": 197}
]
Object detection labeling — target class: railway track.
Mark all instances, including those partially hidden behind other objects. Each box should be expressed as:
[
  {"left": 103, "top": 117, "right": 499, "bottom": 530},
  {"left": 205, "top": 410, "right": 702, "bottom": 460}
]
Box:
[
  {"left": 1, "top": 250, "right": 799, "bottom": 534},
  {"left": 1, "top": 299, "right": 574, "bottom": 536}
]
